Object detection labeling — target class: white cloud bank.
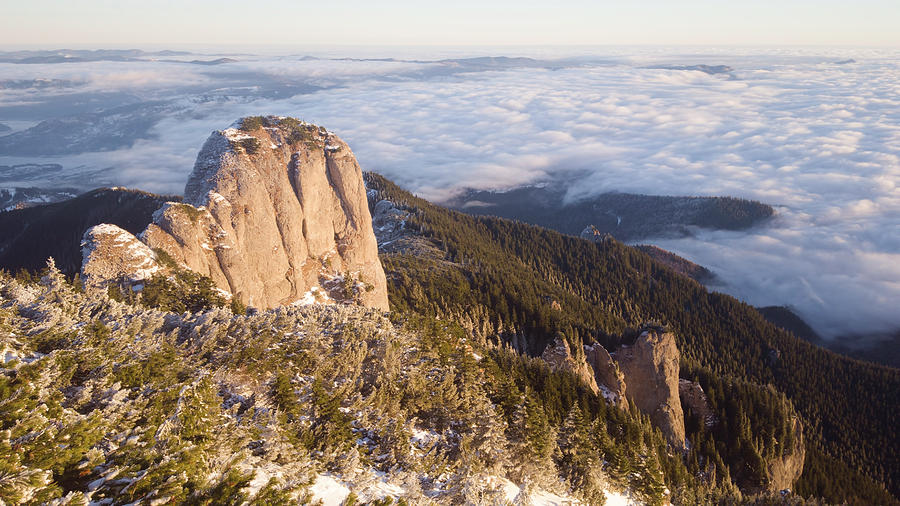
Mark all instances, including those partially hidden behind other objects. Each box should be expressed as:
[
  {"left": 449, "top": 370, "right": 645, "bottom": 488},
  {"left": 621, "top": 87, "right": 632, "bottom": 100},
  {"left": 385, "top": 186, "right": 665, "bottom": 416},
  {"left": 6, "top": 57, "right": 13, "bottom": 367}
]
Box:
[{"left": 0, "top": 48, "right": 897, "bottom": 341}]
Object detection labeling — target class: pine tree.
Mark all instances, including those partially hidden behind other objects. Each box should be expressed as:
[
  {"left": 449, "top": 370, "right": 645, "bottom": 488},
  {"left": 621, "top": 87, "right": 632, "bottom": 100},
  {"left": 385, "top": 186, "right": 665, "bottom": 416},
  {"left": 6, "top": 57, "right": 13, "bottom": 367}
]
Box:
[
  {"left": 465, "top": 392, "right": 508, "bottom": 475},
  {"left": 557, "top": 405, "right": 606, "bottom": 503}
]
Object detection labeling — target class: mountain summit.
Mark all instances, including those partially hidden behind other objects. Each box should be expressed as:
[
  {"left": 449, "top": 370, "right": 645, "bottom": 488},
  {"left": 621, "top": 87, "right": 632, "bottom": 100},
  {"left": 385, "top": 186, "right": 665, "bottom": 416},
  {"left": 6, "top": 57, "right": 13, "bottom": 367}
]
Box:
[{"left": 82, "top": 116, "right": 388, "bottom": 310}]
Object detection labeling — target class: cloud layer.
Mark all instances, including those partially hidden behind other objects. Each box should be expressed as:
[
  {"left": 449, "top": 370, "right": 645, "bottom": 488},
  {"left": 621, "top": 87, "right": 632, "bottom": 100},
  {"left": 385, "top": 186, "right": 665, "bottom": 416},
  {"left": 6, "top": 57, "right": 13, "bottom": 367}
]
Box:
[{"left": 0, "top": 48, "right": 898, "bottom": 341}]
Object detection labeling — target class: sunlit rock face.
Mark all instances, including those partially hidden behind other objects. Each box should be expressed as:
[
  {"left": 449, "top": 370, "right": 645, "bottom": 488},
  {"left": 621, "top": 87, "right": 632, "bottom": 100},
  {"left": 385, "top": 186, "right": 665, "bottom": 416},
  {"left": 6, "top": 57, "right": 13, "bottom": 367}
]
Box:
[
  {"left": 85, "top": 116, "right": 389, "bottom": 311},
  {"left": 613, "top": 329, "right": 686, "bottom": 448},
  {"left": 81, "top": 223, "right": 161, "bottom": 289}
]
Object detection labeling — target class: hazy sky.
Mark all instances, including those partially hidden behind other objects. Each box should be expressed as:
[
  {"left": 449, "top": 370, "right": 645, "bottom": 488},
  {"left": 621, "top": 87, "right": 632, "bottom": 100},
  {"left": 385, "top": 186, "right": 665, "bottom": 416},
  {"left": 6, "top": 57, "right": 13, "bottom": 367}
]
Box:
[{"left": 2, "top": 0, "right": 899, "bottom": 48}]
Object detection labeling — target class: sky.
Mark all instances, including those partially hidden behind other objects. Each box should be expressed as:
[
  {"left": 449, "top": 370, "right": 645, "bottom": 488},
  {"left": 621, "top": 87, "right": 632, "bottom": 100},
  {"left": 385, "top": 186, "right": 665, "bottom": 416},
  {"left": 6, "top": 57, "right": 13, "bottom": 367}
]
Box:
[{"left": 2, "top": 0, "right": 900, "bottom": 48}]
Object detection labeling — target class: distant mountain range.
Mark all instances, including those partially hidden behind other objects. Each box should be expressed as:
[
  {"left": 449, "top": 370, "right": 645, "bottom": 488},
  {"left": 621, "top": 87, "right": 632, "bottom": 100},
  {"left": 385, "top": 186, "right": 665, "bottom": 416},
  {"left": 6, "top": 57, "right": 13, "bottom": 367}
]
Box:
[{"left": 0, "top": 49, "right": 236, "bottom": 65}]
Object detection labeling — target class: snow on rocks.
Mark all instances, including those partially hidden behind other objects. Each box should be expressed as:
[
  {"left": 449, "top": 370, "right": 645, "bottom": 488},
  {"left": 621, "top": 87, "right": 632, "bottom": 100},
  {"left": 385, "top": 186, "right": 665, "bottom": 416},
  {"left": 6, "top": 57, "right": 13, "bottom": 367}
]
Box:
[
  {"left": 293, "top": 286, "right": 332, "bottom": 306},
  {"left": 221, "top": 127, "right": 258, "bottom": 142},
  {"left": 81, "top": 223, "right": 161, "bottom": 290}
]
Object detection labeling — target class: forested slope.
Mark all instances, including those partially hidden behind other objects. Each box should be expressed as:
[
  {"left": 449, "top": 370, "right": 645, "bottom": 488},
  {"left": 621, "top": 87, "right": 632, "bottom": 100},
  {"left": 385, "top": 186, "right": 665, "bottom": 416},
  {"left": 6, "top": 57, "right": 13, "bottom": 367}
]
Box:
[
  {"left": 1, "top": 260, "right": 697, "bottom": 504},
  {"left": 0, "top": 188, "right": 174, "bottom": 275},
  {"left": 367, "top": 172, "right": 900, "bottom": 505}
]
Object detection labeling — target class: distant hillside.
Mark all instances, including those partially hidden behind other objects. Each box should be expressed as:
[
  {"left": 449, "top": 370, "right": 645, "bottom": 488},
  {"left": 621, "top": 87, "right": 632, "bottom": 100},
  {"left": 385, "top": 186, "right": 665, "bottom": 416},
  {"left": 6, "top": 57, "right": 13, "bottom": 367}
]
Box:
[
  {"left": 0, "top": 188, "right": 175, "bottom": 275},
  {"left": 1, "top": 187, "right": 80, "bottom": 211},
  {"left": 756, "top": 306, "right": 900, "bottom": 369},
  {"left": 757, "top": 306, "right": 822, "bottom": 344},
  {"left": 831, "top": 331, "right": 900, "bottom": 370},
  {"left": 633, "top": 245, "right": 716, "bottom": 284},
  {"left": 450, "top": 183, "right": 774, "bottom": 242}
]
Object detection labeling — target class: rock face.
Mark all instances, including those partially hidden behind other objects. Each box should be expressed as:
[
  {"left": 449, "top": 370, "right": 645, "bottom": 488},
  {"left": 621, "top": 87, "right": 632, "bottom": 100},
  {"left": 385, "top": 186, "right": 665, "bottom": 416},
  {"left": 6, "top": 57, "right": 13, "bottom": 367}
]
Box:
[
  {"left": 540, "top": 327, "right": 686, "bottom": 448},
  {"left": 371, "top": 199, "right": 412, "bottom": 252},
  {"left": 84, "top": 116, "right": 389, "bottom": 311},
  {"left": 765, "top": 417, "right": 805, "bottom": 493},
  {"left": 584, "top": 343, "right": 627, "bottom": 408},
  {"left": 541, "top": 336, "right": 600, "bottom": 395},
  {"left": 678, "top": 379, "right": 717, "bottom": 430},
  {"left": 580, "top": 224, "right": 603, "bottom": 241},
  {"left": 81, "top": 224, "right": 161, "bottom": 289},
  {"left": 613, "top": 329, "right": 686, "bottom": 447}
]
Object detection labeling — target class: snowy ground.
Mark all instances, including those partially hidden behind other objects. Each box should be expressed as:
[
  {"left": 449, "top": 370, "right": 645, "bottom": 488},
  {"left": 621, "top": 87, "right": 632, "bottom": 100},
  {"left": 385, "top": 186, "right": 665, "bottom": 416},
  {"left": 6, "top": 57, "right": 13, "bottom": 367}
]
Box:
[{"left": 307, "top": 472, "right": 642, "bottom": 505}]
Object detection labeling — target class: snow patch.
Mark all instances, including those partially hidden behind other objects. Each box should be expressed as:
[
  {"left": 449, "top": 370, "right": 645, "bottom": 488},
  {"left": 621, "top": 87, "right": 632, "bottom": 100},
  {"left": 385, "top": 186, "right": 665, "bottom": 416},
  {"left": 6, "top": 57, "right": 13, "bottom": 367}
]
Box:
[
  {"left": 496, "top": 477, "right": 639, "bottom": 505},
  {"left": 222, "top": 128, "right": 257, "bottom": 142},
  {"left": 603, "top": 488, "right": 641, "bottom": 506},
  {"left": 599, "top": 385, "right": 619, "bottom": 404},
  {"left": 309, "top": 474, "right": 350, "bottom": 506},
  {"left": 293, "top": 286, "right": 331, "bottom": 306}
]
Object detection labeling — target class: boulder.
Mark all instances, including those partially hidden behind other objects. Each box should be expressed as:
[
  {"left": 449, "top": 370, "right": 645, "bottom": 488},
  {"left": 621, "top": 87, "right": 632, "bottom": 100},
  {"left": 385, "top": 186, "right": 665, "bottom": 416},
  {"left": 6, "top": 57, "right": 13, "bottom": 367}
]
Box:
[{"left": 81, "top": 223, "right": 160, "bottom": 289}]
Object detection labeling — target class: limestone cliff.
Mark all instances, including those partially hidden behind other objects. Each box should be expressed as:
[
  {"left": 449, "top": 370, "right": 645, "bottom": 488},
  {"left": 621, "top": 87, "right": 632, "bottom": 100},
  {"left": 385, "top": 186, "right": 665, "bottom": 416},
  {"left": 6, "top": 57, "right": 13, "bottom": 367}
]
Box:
[
  {"left": 584, "top": 343, "right": 627, "bottom": 409},
  {"left": 764, "top": 416, "right": 805, "bottom": 493},
  {"left": 83, "top": 116, "right": 388, "bottom": 311},
  {"left": 540, "top": 335, "right": 600, "bottom": 395},
  {"left": 613, "top": 329, "right": 686, "bottom": 447}
]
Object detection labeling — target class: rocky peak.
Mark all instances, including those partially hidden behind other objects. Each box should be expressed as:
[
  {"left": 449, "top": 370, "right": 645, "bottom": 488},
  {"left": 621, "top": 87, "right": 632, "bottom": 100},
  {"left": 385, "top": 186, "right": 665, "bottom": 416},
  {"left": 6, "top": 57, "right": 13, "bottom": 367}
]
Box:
[
  {"left": 580, "top": 224, "right": 614, "bottom": 243},
  {"left": 82, "top": 116, "right": 388, "bottom": 311},
  {"left": 540, "top": 335, "right": 602, "bottom": 395},
  {"left": 580, "top": 224, "right": 602, "bottom": 241},
  {"left": 612, "top": 329, "right": 686, "bottom": 448}
]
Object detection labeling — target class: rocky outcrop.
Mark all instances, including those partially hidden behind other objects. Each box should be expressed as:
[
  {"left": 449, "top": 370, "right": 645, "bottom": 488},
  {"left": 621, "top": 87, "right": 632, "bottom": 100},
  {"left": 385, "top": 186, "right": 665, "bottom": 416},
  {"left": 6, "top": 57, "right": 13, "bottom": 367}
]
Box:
[
  {"left": 541, "top": 336, "right": 600, "bottom": 395},
  {"left": 613, "top": 329, "right": 685, "bottom": 447},
  {"left": 364, "top": 181, "right": 443, "bottom": 260},
  {"left": 678, "top": 379, "right": 717, "bottom": 429},
  {"left": 371, "top": 199, "right": 413, "bottom": 253},
  {"left": 539, "top": 327, "right": 686, "bottom": 447},
  {"left": 765, "top": 417, "right": 805, "bottom": 493},
  {"left": 83, "top": 116, "right": 388, "bottom": 311},
  {"left": 584, "top": 343, "right": 627, "bottom": 408},
  {"left": 81, "top": 224, "right": 161, "bottom": 289},
  {"left": 580, "top": 224, "right": 603, "bottom": 241}
]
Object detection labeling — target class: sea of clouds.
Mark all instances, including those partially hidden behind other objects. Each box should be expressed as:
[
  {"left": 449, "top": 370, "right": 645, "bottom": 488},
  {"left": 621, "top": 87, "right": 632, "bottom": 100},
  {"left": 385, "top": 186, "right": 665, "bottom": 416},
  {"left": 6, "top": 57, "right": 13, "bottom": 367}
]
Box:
[{"left": 0, "top": 47, "right": 897, "bottom": 342}]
